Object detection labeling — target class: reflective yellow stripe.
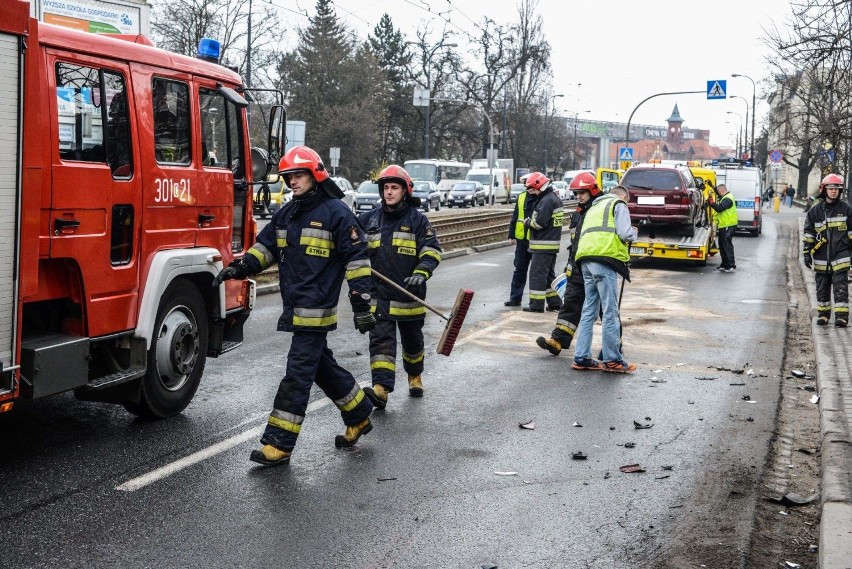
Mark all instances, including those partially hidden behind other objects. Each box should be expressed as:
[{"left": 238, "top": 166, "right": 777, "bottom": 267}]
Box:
[
  {"left": 413, "top": 269, "right": 430, "bottom": 278},
  {"left": 268, "top": 409, "right": 303, "bottom": 433},
  {"left": 276, "top": 230, "right": 288, "bottom": 249},
  {"left": 300, "top": 236, "right": 335, "bottom": 249},
  {"left": 403, "top": 351, "right": 424, "bottom": 364},
  {"left": 371, "top": 361, "right": 396, "bottom": 371},
  {"left": 292, "top": 307, "right": 337, "bottom": 327},
  {"left": 389, "top": 305, "right": 427, "bottom": 317},
  {"left": 368, "top": 241, "right": 381, "bottom": 249},
  {"left": 335, "top": 385, "right": 365, "bottom": 412},
  {"left": 420, "top": 249, "right": 442, "bottom": 262},
  {"left": 392, "top": 238, "right": 417, "bottom": 248},
  {"left": 346, "top": 267, "right": 371, "bottom": 280}
]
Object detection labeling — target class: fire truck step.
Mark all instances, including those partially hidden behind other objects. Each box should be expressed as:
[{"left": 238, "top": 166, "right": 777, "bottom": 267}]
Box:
[
  {"left": 85, "top": 368, "right": 146, "bottom": 390},
  {"left": 219, "top": 341, "right": 242, "bottom": 355}
]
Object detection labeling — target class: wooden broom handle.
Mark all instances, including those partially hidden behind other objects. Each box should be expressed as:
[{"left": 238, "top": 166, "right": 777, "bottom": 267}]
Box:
[{"left": 370, "top": 269, "right": 448, "bottom": 320}]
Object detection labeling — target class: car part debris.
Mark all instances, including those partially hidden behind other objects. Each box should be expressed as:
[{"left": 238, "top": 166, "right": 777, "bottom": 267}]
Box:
[
  {"left": 767, "top": 492, "right": 818, "bottom": 507},
  {"left": 634, "top": 420, "right": 653, "bottom": 429},
  {"left": 494, "top": 471, "right": 518, "bottom": 476},
  {"left": 604, "top": 472, "right": 611, "bottom": 479},
  {"left": 783, "top": 561, "right": 800, "bottom": 568},
  {"left": 746, "top": 368, "right": 755, "bottom": 376},
  {"left": 481, "top": 564, "right": 498, "bottom": 569},
  {"left": 655, "top": 474, "right": 670, "bottom": 480},
  {"left": 662, "top": 465, "right": 674, "bottom": 471},
  {"left": 619, "top": 463, "right": 645, "bottom": 473},
  {"left": 730, "top": 382, "right": 746, "bottom": 386},
  {"left": 623, "top": 442, "right": 636, "bottom": 448},
  {"left": 377, "top": 477, "right": 397, "bottom": 482},
  {"left": 519, "top": 420, "right": 536, "bottom": 430},
  {"left": 746, "top": 416, "right": 754, "bottom": 422},
  {"left": 810, "top": 394, "right": 820, "bottom": 404},
  {"left": 696, "top": 376, "right": 718, "bottom": 380},
  {"left": 572, "top": 452, "right": 587, "bottom": 460},
  {"left": 791, "top": 369, "right": 805, "bottom": 378},
  {"left": 651, "top": 379, "right": 667, "bottom": 383},
  {"left": 731, "top": 369, "right": 745, "bottom": 375},
  {"left": 573, "top": 422, "right": 582, "bottom": 427}
]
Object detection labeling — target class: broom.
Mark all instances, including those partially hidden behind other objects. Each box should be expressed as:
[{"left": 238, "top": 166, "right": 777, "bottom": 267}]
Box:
[{"left": 371, "top": 269, "right": 473, "bottom": 356}]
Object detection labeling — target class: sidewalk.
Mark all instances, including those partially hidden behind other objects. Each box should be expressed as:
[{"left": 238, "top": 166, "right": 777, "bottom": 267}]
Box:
[{"left": 798, "top": 224, "right": 852, "bottom": 569}]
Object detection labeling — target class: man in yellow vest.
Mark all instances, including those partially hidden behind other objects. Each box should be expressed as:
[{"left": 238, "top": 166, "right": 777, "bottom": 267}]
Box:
[
  {"left": 572, "top": 186, "right": 637, "bottom": 373},
  {"left": 708, "top": 183, "right": 737, "bottom": 272},
  {"left": 505, "top": 183, "right": 538, "bottom": 306}
]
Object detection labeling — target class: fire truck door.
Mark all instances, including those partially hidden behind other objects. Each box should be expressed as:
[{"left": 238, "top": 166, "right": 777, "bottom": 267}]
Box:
[{"left": 50, "top": 58, "right": 142, "bottom": 337}]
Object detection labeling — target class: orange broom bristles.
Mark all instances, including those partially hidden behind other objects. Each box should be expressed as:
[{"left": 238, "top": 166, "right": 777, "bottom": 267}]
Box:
[{"left": 436, "top": 289, "right": 474, "bottom": 356}]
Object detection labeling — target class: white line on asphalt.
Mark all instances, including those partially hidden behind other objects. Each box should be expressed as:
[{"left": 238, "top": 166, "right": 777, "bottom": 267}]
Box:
[{"left": 115, "top": 380, "right": 370, "bottom": 492}]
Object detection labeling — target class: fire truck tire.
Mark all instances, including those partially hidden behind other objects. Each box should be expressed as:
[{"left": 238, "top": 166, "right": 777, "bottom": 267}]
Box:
[{"left": 124, "top": 280, "right": 208, "bottom": 418}]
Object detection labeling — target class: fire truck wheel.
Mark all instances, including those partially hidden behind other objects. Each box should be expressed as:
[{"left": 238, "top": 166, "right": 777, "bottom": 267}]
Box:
[{"left": 124, "top": 281, "right": 208, "bottom": 418}]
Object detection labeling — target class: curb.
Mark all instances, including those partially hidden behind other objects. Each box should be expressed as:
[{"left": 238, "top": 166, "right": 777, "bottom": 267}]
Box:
[{"left": 797, "top": 222, "right": 852, "bottom": 568}]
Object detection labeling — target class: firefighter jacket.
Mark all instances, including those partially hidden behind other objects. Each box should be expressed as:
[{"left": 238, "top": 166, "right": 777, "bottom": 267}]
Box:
[
  {"left": 803, "top": 198, "right": 852, "bottom": 272},
  {"left": 564, "top": 201, "right": 592, "bottom": 277},
  {"left": 528, "top": 186, "right": 563, "bottom": 252},
  {"left": 508, "top": 190, "right": 537, "bottom": 240},
  {"left": 358, "top": 202, "right": 443, "bottom": 321},
  {"left": 244, "top": 190, "right": 374, "bottom": 332}
]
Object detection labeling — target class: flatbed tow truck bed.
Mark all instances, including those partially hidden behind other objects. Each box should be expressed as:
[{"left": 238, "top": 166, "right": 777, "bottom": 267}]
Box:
[{"left": 628, "top": 224, "right": 717, "bottom": 264}]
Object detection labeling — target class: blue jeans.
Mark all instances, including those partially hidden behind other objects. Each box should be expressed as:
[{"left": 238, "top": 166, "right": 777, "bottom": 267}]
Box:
[
  {"left": 574, "top": 261, "right": 623, "bottom": 362},
  {"left": 784, "top": 195, "right": 793, "bottom": 207}
]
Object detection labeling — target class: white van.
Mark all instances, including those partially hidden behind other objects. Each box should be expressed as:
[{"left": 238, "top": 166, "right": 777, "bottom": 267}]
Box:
[
  {"left": 713, "top": 163, "right": 763, "bottom": 236},
  {"left": 465, "top": 168, "right": 511, "bottom": 204}
]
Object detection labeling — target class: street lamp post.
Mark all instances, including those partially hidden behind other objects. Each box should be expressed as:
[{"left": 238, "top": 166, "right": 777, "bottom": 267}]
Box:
[
  {"left": 543, "top": 94, "right": 564, "bottom": 174},
  {"left": 727, "top": 111, "right": 743, "bottom": 157},
  {"left": 410, "top": 41, "right": 458, "bottom": 159},
  {"left": 731, "top": 95, "right": 749, "bottom": 159},
  {"left": 570, "top": 110, "right": 591, "bottom": 169},
  {"left": 731, "top": 73, "right": 756, "bottom": 159}
]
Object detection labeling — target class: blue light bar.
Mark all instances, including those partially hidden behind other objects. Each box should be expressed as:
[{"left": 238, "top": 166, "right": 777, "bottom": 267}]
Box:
[{"left": 197, "top": 38, "right": 220, "bottom": 63}]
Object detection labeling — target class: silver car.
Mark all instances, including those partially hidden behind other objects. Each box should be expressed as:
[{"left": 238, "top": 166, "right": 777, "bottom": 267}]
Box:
[
  {"left": 331, "top": 176, "right": 357, "bottom": 211},
  {"left": 355, "top": 180, "right": 381, "bottom": 212}
]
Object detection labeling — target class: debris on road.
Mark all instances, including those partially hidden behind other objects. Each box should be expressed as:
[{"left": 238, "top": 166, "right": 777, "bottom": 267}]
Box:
[
  {"left": 573, "top": 422, "right": 582, "bottom": 427},
  {"left": 696, "top": 376, "right": 718, "bottom": 381},
  {"left": 519, "top": 420, "right": 536, "bottom": 430},
  {"left": 730, "top": 382, "right": 746, "bottom": 386},
  {"left": 655, "top": 474, "right": 670, "bottom": 480},
  {"left": 746, "top": 368, "right": 755, "bottom": 376},
  {"left": 377, "top": 477, "right": 397, "bottom": 482},
  {"left": 623, "top": 442, "right": 636, "bottom": 449},
  {"left": 604, "top": 472, "right": 611, "bottom": 479},
  {"left": 651, "top": 379, "right": 667, "bottom": 384},
  {"left": 481, "top": 564, "right": 498, "bottom": 569},
  {"left": 810, "top": 395, "right": 819, "bottom": 404},
  {"left": 572, "top": 452, "right": 587, "bottom": 460},
  {"left": 619, "top": 463, "right": 645, "bottom": 473},
  {"left": 742, "top": 395, "right": 751, "bottom": 401},
  {"left": 493, "top": 471, "right": 519, "bottom": 476},
  {"left": 634, "top": 420, "right": 653, "bottom": 429},
  {"left": 662, "top": 465, "right": 674, "bottom": 471},
  {"left": 791, "top": 369, "right": 805, "bottom": 378},
  {"left": 766, "top": 492, "right": 818, "bottom": 507},
  {"left": 783, "top": 561, "right": 801, "bottom": 568}
]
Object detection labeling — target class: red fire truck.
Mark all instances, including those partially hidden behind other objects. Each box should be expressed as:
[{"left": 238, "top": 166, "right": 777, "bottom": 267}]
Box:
[{"left": 0, "top": 1, "right": 283, "bottom": 418}]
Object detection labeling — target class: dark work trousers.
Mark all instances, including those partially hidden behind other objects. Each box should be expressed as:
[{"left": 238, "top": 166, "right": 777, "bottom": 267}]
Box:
[
  {"left": 369, "top": 318, "right": 425, "bottom": 392},
  {"left": 509, "top": 240, "right": 532, "bottom": 303},
  {"left": 261, "top": 330, "right": 373, "bottom": 452},
  {"left": 815, "top": 269, "right": 849, "bottom": 319},
  {"left": 717, "top": 226, "right": 736, "bottom": 269},
  {"left": 528, "top": 252, "right": 562, "bottom": 311},
  {"left": 550, "top": 269, "right": 585, "bottom": 348}
]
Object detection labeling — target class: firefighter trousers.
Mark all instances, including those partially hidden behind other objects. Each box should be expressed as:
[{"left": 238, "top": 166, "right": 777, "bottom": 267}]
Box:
[
  {"left": 528, "top": 252, "right": 562, "bottom": 311},
  {"left": 369, "top": 318, "right": 425, "bottom": 391},
  {"left": 815, "top": 269, "right": 849, "bottom": 318},
  {"left": 260, "top": 330, "right": 373, "bottom": 452},
  {"left": 508, "top": 240, "right": 532, "bottom": 303},
  {"left": 551, "top": 269, "right": 585, "bottom": 348}
]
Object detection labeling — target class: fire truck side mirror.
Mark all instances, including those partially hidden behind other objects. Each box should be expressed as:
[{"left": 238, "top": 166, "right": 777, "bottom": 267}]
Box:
[
  {"left": 251, "top": 147, "right": 270, "bottom": 182},
  {"left": 268, "top": 105, "right": 286, "bottom": 165}
]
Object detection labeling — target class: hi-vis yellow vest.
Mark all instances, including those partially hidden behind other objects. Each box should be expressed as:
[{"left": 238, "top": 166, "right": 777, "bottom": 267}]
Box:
[
  {"left": 513, "top": 191, "right": 529, "bottom": 240},
  {"left": 575, "top": 195, "right": 629, "bottom": 263},
  {"left": 716, "top": 193, "right": 738, "bottom": 228}
]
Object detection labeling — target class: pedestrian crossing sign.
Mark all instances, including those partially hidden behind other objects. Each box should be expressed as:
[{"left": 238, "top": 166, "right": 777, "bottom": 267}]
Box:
[
  {"left": 618, "top": 147, "right": 633, "bottom": 160},
  {"left": 707, "top": 80, "right": 727, "bottom": 99}
]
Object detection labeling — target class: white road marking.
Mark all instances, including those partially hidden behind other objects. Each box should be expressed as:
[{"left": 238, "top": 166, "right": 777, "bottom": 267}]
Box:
[{"left": 115, "top": 380, "right": 371, "bottom": 492}]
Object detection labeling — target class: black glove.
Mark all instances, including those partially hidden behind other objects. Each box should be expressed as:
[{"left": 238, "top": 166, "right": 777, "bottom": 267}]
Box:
[
  {"left": 353, "top": 311, "right": 376, "bottom": 334},
  {"left": 213, "top": 258, "right": 251, "bottom": 287},
  {"left": 349, "top": 291, "right": 372, "bottom": 313},
  {"left": 804, "top": 254, "right": 813, "bottom": 269}
]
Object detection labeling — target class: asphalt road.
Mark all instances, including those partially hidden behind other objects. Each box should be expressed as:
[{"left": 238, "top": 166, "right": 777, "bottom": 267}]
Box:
[{"left": 0, "top": 211, "right": 796, "bottom": 568}]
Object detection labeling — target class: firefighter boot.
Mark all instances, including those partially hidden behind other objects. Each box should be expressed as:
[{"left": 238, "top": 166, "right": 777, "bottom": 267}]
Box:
[
  {"left": 363, "top": 384, "right": 390, "bottom": 410},
  {"left": 408, "top": 375, "right": 424, "bottom": 397},
  {"left": 536, "top": 336, "right": 562, "bottom": 356},
  {"left": 249, "top": 444, "right": 291, "bottom": 467},
  {"left": 335, "top": 418, "right": 373, "bottom": 448}
]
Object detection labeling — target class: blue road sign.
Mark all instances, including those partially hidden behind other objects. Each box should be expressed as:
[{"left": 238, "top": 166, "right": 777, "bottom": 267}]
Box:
[
  {"left": 707, "top": 80, "right": 727, "bottom": 99},
  {"left": 769, "top": 149, "right": 783, "bottom": 163},
  {"left": 618, "top": 147, "right": 634, "bottom": 161}
]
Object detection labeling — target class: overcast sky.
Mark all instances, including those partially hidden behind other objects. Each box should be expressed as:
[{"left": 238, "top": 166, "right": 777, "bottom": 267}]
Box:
[{"left": 303, "top": 0, "right": 793, "bottom": 148}]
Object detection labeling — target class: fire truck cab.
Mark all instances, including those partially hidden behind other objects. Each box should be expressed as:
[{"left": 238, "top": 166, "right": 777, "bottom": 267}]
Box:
[{"left": 0, "top": 1, "right": 283, "bottom": 418}]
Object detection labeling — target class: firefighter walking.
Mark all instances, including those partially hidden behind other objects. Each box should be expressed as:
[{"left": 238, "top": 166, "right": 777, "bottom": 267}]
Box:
[
  {"left": 523, "top": 173, "right": 564, "bottom": 313},
  {"left": 359, "top": 165, "right": 443, "bottom": 409},
  {"left": 505, "top": 183, "right": 538, "bottom": 306},
  {"left": 803, "top": 173, "right": 852, "bottom": 327},
  {"left": 215, "top": 146, "right": 376, "bottom": 466},
  {"left": 536, "top": 172, "right": 597, "bottom": 355}
]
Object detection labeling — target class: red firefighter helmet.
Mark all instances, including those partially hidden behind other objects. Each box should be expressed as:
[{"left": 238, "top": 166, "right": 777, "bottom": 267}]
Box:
[
  {"left": 376, "top": 165, "right": 414, "bottom": 193},
  {"left": 819, "top": 173, "right": 844, "bottom": 196},
  {"left": 525, "top": 172, "right": 550, "bottom": 191},
  {"left": 568, "top": 171, "right": 602, "bottom": 197},
  {"left": 278, "top": 145, "right": 328, "bottom": 182}
]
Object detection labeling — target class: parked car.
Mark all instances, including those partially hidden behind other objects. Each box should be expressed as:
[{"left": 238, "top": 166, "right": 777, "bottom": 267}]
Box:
[
  {"left": 510, "top": 183, "right": 526, "bottom": 203},
  {"left": 447, "top": 181, "right": 486, "bottom": 208},
  {"left": 254, "top": 174, "right": 289, "bottom": 218},
  {"left": 551, "top": 180, "right": 573, "bottom": 200},
  {"left": 354, "top": 180, "right": 381, "bottom": 212},
  {"left": 412, "top": 180, "right": 441, "bottom": 212},
  {"left": 331, "top": 176, "right": 357, "bottom": 211},
  {"left": 621, "top": 164, "right": 704, "bottom": 237}
]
